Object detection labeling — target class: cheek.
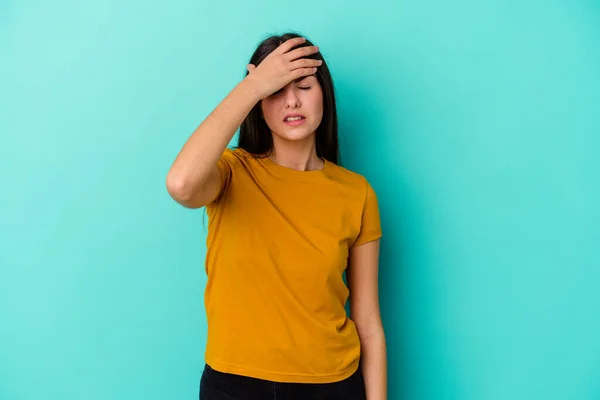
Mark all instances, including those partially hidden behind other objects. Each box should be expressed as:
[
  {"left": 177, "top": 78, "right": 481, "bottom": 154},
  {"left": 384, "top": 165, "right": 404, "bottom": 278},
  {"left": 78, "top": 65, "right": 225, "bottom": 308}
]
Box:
[
  {"left": 309, "top": 88, "right": 324, "bottom": 109},
  {"left": 261, "top": 100, "right": 280, "bottom": 121},
  {"left": 309, "top": 94, "right": 324, "bottom": 119}
]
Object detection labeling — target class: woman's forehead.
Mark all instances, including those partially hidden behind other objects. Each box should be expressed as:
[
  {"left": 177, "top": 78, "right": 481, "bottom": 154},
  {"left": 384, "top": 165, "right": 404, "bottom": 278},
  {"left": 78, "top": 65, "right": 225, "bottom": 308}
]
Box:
[{"left": 293, "top": 75, "right": 317, "bottom": 84}]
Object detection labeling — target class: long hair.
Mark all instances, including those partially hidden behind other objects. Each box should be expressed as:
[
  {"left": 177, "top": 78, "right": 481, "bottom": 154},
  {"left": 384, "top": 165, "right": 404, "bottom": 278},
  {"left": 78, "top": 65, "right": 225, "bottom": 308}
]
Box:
[{"left": 236, "top": 32, "right": 340, "bottom": 165}]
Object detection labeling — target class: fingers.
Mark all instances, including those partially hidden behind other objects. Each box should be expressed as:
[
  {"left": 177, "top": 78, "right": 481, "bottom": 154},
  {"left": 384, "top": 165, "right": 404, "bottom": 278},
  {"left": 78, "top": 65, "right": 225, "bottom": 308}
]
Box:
[
  {"left": 289, "top": 58, "right": 323, "bottom": 70},
  {"left": 292, "top": 67, "right": 319, "bottom": 79},
  {"left": 274, "top": 36, "right": 308, "bottom": 55},
  {"left": 284, "top": 45, "right": 320, "bottom": 62}
]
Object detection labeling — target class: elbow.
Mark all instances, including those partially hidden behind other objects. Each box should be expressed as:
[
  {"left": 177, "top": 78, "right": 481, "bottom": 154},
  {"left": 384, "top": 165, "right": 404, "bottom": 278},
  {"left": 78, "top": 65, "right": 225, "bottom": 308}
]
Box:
[
  {"left": 358, "top": 328, "right": 386, "bottom": 344},
  {"left": 166, "top": 173, "right": 193, "bottom": 203},
  {"left": 355, "top": 317, "right": 386, "bottom": 343},
  {"left": 165, "top": 173, "right": 208, "bottom": 209}
]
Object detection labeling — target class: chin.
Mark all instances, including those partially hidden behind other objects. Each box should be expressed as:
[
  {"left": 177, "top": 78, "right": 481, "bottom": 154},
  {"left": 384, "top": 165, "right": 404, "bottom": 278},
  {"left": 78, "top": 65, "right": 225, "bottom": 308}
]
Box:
[{"left": 274, "top": 126, "right": 317, "bottom": 142}]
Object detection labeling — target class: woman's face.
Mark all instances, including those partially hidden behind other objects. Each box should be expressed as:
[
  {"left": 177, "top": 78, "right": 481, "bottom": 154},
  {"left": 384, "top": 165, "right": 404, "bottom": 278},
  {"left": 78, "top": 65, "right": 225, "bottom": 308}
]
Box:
[{"left": 261, "top": 75, "right": 323, "bottom": 143}]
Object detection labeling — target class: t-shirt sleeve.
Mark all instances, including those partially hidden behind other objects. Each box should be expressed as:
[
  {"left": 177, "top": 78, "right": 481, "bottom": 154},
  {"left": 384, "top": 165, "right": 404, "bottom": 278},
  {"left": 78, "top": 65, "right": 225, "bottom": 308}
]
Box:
[
  {"left": 208, "top": 147, "right": 236, "bottom": 206},
  {"left": 352, "top": 179, "right": 383, "bottom": 247}
]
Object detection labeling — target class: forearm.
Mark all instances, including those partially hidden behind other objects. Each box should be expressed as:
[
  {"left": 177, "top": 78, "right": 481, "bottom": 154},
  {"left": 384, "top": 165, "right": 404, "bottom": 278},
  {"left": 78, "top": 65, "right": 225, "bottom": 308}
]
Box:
[
  {"left": 360, "top": 331, "right": 388, "bottom": 400},
  {"left": 166, "top": 78, "right": 261, "bottom": 195}
]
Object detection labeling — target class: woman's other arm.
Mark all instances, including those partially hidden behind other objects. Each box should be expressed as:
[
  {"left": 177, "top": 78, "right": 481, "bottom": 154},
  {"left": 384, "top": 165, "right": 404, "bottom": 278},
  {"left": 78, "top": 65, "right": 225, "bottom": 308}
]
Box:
[{"left": 348, "top": 239, "right": 387, "bottom": 400}]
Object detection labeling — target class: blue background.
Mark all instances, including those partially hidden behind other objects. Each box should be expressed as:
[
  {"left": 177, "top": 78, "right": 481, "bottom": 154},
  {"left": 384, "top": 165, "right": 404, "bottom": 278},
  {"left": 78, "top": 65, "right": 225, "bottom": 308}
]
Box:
[{"left": 1, "top": 0, "right": 599, "bottom": 399}]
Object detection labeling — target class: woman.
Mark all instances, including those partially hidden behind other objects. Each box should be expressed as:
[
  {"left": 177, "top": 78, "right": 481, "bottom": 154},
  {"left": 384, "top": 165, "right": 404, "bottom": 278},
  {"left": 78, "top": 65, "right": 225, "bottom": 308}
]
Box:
[{"left": 166, "top": 32, "right": 387, "bottom": 400}]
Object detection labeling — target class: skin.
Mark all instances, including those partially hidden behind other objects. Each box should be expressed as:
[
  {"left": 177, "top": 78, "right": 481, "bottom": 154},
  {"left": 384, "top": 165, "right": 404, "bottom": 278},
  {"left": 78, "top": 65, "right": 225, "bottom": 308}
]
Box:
[{"left": 348, "top": 239, "right": 387, "bottom": 400}]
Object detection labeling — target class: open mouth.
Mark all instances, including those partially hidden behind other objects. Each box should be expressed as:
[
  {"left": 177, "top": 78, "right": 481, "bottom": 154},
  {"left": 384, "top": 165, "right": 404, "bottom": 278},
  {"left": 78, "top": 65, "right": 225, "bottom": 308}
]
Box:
[
  {"left": 283, "top": 116, "right": 306, "bottom": 126},
  {"left": 283, "top": 116, "right": 305, "bottom": 122}
]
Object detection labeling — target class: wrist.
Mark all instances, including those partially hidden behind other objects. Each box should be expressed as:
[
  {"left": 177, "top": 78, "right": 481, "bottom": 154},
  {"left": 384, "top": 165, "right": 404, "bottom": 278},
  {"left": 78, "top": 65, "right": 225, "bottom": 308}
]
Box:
[{"left": 238, "top": 76, "right": 264, "bottom": 103}]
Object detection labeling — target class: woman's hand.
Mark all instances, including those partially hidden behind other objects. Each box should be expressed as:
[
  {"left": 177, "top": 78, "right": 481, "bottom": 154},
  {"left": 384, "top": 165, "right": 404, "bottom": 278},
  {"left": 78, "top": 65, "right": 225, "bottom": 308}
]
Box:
[{"left": 244, "top": 37, "right": 322, "bottom": 100}]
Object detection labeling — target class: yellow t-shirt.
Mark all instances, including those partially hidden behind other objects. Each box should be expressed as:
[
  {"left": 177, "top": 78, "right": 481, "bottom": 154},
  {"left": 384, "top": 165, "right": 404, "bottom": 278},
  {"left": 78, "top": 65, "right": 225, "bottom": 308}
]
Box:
[{"left": 204, "top": 147, "right": 382, "bottom": 383}]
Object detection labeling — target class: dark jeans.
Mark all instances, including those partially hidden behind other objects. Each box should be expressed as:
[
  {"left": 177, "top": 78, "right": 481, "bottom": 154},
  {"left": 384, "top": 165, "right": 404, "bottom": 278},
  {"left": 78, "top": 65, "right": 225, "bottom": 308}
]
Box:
[{"left": 199, "top": 363, "right": 367, "bottom": 400}]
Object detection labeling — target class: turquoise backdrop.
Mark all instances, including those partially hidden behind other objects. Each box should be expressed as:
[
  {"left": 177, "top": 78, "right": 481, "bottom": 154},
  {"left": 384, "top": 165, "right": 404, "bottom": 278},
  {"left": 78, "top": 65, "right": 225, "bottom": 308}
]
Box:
[{"left": 1, "top": 0, "right": 599, "bottom": 399}]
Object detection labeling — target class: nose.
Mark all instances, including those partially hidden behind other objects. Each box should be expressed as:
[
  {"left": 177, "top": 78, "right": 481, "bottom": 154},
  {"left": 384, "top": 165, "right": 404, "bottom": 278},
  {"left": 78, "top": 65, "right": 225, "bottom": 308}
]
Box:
[{"left": 283, "top": 85, "right": 301, "bottom": 109}]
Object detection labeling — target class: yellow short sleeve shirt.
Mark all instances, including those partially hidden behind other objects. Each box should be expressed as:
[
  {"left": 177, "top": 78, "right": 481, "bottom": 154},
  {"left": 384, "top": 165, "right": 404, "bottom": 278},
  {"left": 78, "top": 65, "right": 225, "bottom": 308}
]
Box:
[{"left": 204, "top": 147, "right": 382, "bottom": 383}]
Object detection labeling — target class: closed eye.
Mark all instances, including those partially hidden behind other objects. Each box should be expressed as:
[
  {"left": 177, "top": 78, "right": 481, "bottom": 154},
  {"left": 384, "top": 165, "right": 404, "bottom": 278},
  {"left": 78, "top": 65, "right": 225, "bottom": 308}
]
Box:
[{"left": 272, "top": 86, "right": 311, "bottom": 95}]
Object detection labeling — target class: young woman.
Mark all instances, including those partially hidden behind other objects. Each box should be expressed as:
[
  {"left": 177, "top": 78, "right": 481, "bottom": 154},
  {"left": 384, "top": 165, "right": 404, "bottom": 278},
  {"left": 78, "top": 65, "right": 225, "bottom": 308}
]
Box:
[{"left": 166, "top": 32, "right": 387, "bottom": 400}]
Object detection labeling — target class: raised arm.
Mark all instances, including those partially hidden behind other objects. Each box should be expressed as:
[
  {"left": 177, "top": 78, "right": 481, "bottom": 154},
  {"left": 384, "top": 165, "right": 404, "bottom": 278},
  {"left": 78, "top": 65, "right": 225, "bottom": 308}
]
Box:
[
  {"left": 166, "top": 36, "right": 322, "bottom": 208},
  {"left": 165, "top": 80, "right": 261, "bottom": 208}
]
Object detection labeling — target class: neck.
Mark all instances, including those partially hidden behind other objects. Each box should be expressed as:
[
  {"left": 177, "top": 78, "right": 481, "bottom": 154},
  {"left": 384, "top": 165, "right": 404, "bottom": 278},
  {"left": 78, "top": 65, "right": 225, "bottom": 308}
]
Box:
[{"left": 269, "top": 133, "right": 323, "bottom": 171}]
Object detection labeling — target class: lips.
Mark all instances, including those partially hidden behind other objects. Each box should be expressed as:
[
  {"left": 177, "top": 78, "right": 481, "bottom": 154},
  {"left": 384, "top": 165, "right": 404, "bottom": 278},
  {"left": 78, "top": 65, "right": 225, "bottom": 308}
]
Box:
[
  {"left": 283, "top": 113, "right": 306, "bottom": 122},
  {"left": 283, "top": 114, "right": 306, "bottom": 127}
]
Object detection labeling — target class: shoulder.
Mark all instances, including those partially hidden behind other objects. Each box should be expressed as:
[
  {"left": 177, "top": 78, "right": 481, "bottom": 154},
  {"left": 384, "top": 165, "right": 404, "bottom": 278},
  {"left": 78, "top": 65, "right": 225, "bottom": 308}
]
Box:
[
  {"left": 219, "top": 147, "right": 258, "bottom": 166},
  {"left": 326, "top": 162, "right": 375, "bottom": 196},
  {"left": 222, "top": 146, "right": 249, "bottom": 160}
]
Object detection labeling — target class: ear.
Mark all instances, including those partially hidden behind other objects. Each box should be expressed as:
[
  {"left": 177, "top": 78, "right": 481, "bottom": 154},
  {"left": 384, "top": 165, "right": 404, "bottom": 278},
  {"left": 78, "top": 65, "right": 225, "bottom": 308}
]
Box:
[{"left": 246, "top": 63, "right": 256, "bottom": 73}]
